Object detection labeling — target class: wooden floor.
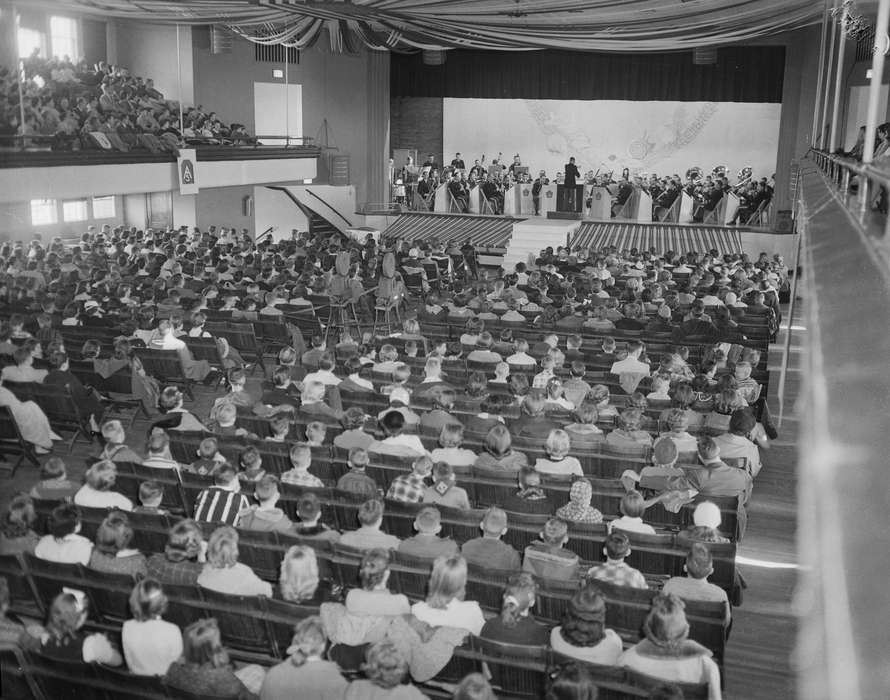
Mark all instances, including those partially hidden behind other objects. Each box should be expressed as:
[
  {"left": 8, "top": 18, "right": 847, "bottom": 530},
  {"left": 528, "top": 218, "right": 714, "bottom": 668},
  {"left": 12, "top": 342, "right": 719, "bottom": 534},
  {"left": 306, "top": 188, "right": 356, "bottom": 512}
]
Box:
[
  {"left": 0, "top": 305, "right": 805, "bottom": 699},
  {"left": 722, "top": 299, "right": 802, "bottom": 699}
]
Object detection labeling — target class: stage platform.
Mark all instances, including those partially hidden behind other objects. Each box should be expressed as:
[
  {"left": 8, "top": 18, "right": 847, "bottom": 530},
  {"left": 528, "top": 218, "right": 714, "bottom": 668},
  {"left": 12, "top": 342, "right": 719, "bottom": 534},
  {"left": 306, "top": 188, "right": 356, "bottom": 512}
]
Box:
[{"left": 381, "top": 211, "right": 520, "bottom": 251}]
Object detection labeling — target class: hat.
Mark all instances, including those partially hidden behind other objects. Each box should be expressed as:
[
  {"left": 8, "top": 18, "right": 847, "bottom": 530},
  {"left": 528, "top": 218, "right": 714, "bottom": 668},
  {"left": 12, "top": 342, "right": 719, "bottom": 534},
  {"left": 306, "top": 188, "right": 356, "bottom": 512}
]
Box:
[
  {"left": 692, "top": 501, "right": 722, "bottom": 529},
  {"left": 652, "top": 437, "right": 678, "bottom": 466}
]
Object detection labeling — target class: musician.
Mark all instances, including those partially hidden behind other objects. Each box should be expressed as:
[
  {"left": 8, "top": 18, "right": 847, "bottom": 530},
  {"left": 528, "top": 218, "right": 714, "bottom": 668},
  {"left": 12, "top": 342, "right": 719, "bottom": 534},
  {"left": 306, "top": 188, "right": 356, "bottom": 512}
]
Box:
[
  {"left": 693, "top": 182, "right": 724, "bottom": 222},
  {"left": 448, "top": 173, "right": 469, "bottom": 213},
  {"left": 469, "top": 158, "right": 485, "bottom": 182},
  {"left": 654, "top": 181, "right": 679, "bottom": 220},
  {"left": 508, "top": 154, "right": 522, "bottom": 175},
  {"left": 417, "top": 174, "right": 434, "bottom": 211},
  {"left": 423, "top": 153, "right": 440, "bottom": 172},
  {"left": 451, "top": 153, "right": 466, "bottom": 170},
  {"left": 564, "top": 157, "right": 580, "bottom": 211},
  {"left": 611, "top": 176, "right": 633, "bottom": 217},
  {"left": 481, "top": 175, "right": 504, "bottom": 215},
  {"left": 532, "top": 170, "right": 549, "bottom": 215}
]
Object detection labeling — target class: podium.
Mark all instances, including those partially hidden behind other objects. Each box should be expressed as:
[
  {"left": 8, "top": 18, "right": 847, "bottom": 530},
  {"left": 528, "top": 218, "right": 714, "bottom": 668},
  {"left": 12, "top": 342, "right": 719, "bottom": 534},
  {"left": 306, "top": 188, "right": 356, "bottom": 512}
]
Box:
[
  {"left": 539, "top": 184, "right": 557, "bottom": 215},
  {"left": 518, "top": 183, "right": 535, "bottom": 215},
  {"left": 557, "top": 184, "right": 584, "bottom": 213},
  {"left": 587, "top": 186, "right": 611, "bottom": 220}
]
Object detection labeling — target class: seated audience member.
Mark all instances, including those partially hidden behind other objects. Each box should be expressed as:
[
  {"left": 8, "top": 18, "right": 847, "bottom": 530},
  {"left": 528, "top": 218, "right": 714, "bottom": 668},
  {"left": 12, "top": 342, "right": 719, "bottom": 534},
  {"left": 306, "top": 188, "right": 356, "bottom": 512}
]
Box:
[
  {"left": 423, "top": 462, "right": 471, "bottom": 509},
  {"left": 28, "top": 457, "right": 79, "bottom": 500},
  {"left": 143, "top": 430, "right": 183, "bottom": 471},
  {"left": 609, "top": 491, "right": 657, "bottom": 535},
  {"left": 378, "top": 386, "right": 419, "bottom": 426},
  {"left": 345, "top": 548, "right": 411, "bottom": 616},
  {"left": 544, "top": 378, "right": 575, "bottom": 412},
  {"left": 88, "top": 511, "right": 148, "bottom": 578},
  {"left": 556, "top": 479, "right": 603, "bottom": 524},
  {"left": 605, "top": 409, "right": 654, "bottom": 449},
  {"left": 511, "top": 393, "right": 559, "bottom": 439},
  {"left": 474, "top": 424, "right": 528, "bottom": 472},
  {"left": 305, "top": 421, "right": 328, "bottom": 448},
  {"left": 340, "top": 356, "right": 375, "bottom": 393},
  {"left": 237, "top": 475, "right": 294, "bottom": 533},
  {"left": 303, "top": 352, "right": 342, "bottom": 387},
  {"left": 44, "top": 350, "right": 105, "bottom": 426},
  {"left": 334, "top": 407, "right": 375, "bottom": 451},
  {"left": 647, "top": 375, "right": 672, "bottom": 402},
  {"left": 461, "top": 507, "right": 522, "bottom": 572},
  {"left": 589, "top": 383, "right": 618, "bottom": 420},
  {"left": 502, "top": 465, "right": 556, "bottom": 515},
  {"left": 398, "top": 506, "right": 459, "bottom": 560},
  {"left": 165, "top": 618, "right": 258, "bottom": 700},
  {"left": 419, "top": 389, "right": 462, "bottom": 434},
  {"left": 292, "top": 493, "right": 340, "bottom": 542},
  {"left": 452, "top": 673, "right": 497, "bottom": 700},
  {"left": 712, "top": 409, "right": 763, "bottom": 477},
  {"left": 411, "top": 554, "right": 485, "bottom": 635},
  {"left": 562, "top": 362, "right": 592, "bottom": 408},
  {"left": 337, "top": 447, "right": 379, "bottom": 498},
  {"left": 431, "top": 423, "right": 477, "bottom": 468},
  {"left": 480, "top": 572, "right": 549, "bottom": 646},
  {"left": 134, "top": 480, "right": 167, "bottom": 514},
  {"left": 370, "top": 410, "right": 428, "bottom": 458},
  {"left": 98, "top": 419, "right": 143, "bottom": 464},
  {"left": 339, "top": 499, "right": 401, "bottom": 551},
  {"left": 506, "top": 338, "right": 537, "bottom": 369},
  {"left": 39, "top": 590, "right": 122, "bottom": 666},
  {"left": 122, "top": 579, "right": 183, "bottom": 676},
  {"left": 278, "top": 545, "right": 335, "bottom": 605},
  {"left": 188, "top": 437, "right": 225, "bottom": 476},
  {"left": 660, "top": 409, "right": 698, "bottom": 453},
  {"left": 563, "top": 404, "right": 604, "bottom": 447},
  {"left": 545, "top": 662, "right": 601, "bottom": 700},
  {"left": 586, "top": 531, "right": 647, "bottom": 589},
  {"left": 535, "top": 429, "right": 583, "bottom": 477},
  {"left": 2, "top": 343, "right": 48, "bottom": 383},
  {"left": 197, "top": 526, "right": 272, "bottom": 597},
  {"left": 677, "top": 502, "right": 730, "bottom": 544},
  {"left": 467, "top": 332, "right": 502, "bottom": 364},
  {"left": 298, "top": 380, "right": 342, "bottom": 422},
  {"left": 193, "top": 463, "right": 251, "bottom": 524},
  {"left": 372, "top": 344, "right": 401, "bottom": 374},
  {"left": 75, "top": 460, "right": 133, "bottom": 511},
  {"left": 413, "top": 356, "right": 455, "bottom": 397},
  {"left": 618, "top": 594, "right": 722, "bottom": 699},
  {"left": 147, "top": 519, "right": 205, "bottom": 585},
  {"left": 386, "top": 455, "right": 433, "bottom": 504},
  {"left": 686, "top": 436, "right": 754, "bottom": 505},
  {"left": 662, "top": 543, "right": 731, "bottom": 624},
  {"left": 0, "top": 379, "right": 57, "bottom": 453},
  {"left": 0, "top": 494, "right": 39, "bottom": 555},
  {"left": 238, "top": 446, "right": 266, "bottom": 482},
  {"left": 380, "top": 365, "right": 413, "bottom": 400},
  {"left": 522, "top": 517, "right": 580, "bottom": 581},
  {"left": 343, "top": 640, "right": 430, "bottom": 700},
  {"left": 549, "top": 583, "right": 623, "bottom": 665},
  {"left": 280, "top": 443, "right": 324, "bottom": 487},
  {"left": 260, "top": 616, "right": 348, "bottom": 700}
]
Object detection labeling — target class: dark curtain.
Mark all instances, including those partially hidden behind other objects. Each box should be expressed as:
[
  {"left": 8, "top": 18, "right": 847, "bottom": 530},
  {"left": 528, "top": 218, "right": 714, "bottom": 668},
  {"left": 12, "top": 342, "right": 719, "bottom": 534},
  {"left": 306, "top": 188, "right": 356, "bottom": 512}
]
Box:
[{"left": 391, "top": 47, "right": 785, "bottom": 103}]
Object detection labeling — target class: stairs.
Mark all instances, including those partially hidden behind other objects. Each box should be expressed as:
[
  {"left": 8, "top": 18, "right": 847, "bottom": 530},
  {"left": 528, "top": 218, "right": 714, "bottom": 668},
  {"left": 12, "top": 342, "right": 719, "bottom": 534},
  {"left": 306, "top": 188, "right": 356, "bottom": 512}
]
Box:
[
  {"left": 265, "top": 186, "right": 343, "bottom": 240},
  {"left": 502, "top": 219, "right": 582, "bottom": 271}
]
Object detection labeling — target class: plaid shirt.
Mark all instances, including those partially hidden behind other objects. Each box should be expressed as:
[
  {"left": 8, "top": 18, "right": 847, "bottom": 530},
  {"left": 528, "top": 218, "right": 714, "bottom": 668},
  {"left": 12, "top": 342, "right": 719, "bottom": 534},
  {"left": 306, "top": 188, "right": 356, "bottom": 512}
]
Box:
[
  {"left": 386, "top": 473, "right": 427, "bottom": 503},
  {"left": 587, "top": 560, "right": 648, "bottom": 589},
  {"left": 146, "top": 553, "right": 204, "bottom": 586},
  {"left": 280, "top": 469, "right": 324, "bottom": 488}
]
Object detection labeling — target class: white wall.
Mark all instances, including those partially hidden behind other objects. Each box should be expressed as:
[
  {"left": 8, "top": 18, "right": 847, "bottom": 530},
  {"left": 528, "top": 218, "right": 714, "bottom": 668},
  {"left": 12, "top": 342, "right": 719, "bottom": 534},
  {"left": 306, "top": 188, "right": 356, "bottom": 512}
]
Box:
[
  {"left": 443, "top": 98, "right": 782, "bottom": 182},
  {"left": 254, "top": 82, "right": 303, "bottom": 144},
  {"left": 844, "top": 85, "right": 890, "bottom": 152},
  {"left": 113, "top": 21, "right": 194, "bottom": 104}
]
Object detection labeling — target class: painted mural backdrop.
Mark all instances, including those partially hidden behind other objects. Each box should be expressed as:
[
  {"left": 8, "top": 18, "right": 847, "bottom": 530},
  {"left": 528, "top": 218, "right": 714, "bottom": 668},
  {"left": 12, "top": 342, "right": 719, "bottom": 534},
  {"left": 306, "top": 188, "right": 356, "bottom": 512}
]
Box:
[{"left": 443, "top": 98, "right": 781, "bottom": 181}]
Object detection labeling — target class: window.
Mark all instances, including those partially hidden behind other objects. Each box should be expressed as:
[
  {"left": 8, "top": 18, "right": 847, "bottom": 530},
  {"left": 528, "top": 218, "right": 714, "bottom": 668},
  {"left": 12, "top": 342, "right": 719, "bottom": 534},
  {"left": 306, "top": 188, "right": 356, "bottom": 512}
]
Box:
[
  {"left": 50, "top": 16, "right": 78, "bottom": 61},
  {"left": 30, "top": 199, "right": 57, "bottom": 226},
  {"left": 17, "top": 27, "right": 45, "bottom": 59},
  {"left": 91, "top": 196, "right": 116, "bottom": 219},
  {"left": 62, "top": 200, "right": 88, "bottom": 222}
]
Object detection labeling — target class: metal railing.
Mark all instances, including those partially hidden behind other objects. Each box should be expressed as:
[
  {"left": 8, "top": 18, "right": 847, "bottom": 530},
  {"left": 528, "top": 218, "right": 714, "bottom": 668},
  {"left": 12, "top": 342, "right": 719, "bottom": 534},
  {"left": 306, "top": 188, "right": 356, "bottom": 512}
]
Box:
[{"left": 810, "top": 148, "right": 890, "bottom": 239}]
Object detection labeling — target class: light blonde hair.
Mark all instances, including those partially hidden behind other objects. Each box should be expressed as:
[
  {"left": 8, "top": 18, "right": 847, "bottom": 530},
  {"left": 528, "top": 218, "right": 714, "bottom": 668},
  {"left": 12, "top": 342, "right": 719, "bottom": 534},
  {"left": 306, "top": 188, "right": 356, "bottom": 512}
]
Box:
[
  {"left": 439, "top": 423, "right": 465, "bottom": 449},
  {"left": 85, "top": 460, "right": 118, "bottom": 491},
  {"left": 205, "top": 526, "right": 239, "bottom": 569},
  {"left": 426, "top": 554, "right": 468, "bottom": 609},
  {"left": 279, "top": 545, "right": 320, "bottom": 603},
  {"left": 545, "top": 429, "right": 571, "bottom": 458}
]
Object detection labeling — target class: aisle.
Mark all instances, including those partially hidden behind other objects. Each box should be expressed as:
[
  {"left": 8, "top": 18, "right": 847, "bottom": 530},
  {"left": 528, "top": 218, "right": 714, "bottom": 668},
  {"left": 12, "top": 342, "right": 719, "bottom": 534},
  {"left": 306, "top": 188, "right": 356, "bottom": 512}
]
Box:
[{"left": 722, "top": 300, "right": 802, "bottom": 698}]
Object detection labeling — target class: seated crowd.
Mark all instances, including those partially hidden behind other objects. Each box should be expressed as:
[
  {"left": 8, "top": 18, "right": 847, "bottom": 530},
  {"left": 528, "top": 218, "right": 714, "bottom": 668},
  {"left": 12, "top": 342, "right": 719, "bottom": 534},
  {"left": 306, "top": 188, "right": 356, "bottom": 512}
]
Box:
[
  {"left": 0, "top": 223, "right": 784, "bottom": 700},
  {"left": 1, "top": 54, "right": 252, "bottom": 152}
]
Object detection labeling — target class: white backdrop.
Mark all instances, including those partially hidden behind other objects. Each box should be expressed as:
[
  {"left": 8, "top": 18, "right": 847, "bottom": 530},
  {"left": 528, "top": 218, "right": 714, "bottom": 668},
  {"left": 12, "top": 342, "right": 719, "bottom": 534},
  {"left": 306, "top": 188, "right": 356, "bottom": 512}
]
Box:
[{"left": 443, "top": 98, "right": 781, "bottom": 181}]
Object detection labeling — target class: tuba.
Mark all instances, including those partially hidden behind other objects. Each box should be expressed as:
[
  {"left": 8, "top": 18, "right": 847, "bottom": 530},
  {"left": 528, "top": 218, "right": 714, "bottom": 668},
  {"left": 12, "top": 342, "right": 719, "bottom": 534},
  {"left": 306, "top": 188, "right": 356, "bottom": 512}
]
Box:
[
  {"left": 736, "top": 166, "right": 753, "bottom": 186},
  {"left": 685, "top": 166, "right": 703, "bottom": 183},
  {"left": 712, "top": 165, "right": 727, "bottom": 178}
]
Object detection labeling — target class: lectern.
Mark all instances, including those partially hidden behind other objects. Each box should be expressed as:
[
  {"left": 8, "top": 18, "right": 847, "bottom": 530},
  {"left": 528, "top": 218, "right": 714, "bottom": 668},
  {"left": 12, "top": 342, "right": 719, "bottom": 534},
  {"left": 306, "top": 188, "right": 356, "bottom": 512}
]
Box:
[{"left": 556, "top": 184, "right": 584, "bottom": 213}]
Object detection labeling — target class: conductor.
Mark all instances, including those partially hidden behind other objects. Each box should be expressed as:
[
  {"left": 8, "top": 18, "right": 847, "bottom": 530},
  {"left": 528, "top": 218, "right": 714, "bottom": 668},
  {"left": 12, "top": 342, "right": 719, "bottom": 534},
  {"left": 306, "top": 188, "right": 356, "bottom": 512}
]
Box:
[{"left": 564, "top": 156, "right": 581, "bottom": 211}]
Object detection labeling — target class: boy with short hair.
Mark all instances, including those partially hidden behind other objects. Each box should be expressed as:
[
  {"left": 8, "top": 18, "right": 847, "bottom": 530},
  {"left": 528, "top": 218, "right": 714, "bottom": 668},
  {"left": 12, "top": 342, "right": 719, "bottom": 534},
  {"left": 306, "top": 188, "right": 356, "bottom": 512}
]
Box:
[
  {"left": 280, "top": 443, "right": 324, "bottom": 487},
  {"left": 338, "top": 499, "right": 400, "bottom": 550},
  {"left": 305, "top": 421, "right": 327, "bottom": 447},
  {"left": 193, "top": 463, "right": 250, "bottom": 525},
  {"left": 142, "top": 431, "right": 182, "bottom": 471},
  {"left": 238, "top": 446, "right": 266, "bottom": 482},
  {"left": 336, "top": 447, "right": 378, "bottom": 498},
  {"left": 397, "top": 506, "right": 459, "bottom": 560},
  {"left": 522, "top": 517, "right": 579, "bottom": 581},
  {"left": 209, "top": 402, "right": 253, "bottom": 439},
  {"left": 236, "top": 474, "right": 294, "bottom": 533},
  {"left": 386, "top": 456, "right": 433, "bottom": 503},
  {"left": 663, "top": 542, "right": 731, "bottom": 623},
  {"left": 187, "top": 437, "right": 225, "bottom": 476},
  {"left": 292, "top": 492, "right": 340, "bottom": 542},
  {"left": 266, "top": 413, "right": 291, "bottom": 442},
  {"left": 133, "top": 480, "right": 167, "bottom": 514},
  {"left": 29, "top": 457, "right": 79, "bottom": 500},
  {"left": 461, "top": 507, "right": 521, "bottom": 571},
  {"left": 586, "top": 531, "right": 647, "bottom": 589}
]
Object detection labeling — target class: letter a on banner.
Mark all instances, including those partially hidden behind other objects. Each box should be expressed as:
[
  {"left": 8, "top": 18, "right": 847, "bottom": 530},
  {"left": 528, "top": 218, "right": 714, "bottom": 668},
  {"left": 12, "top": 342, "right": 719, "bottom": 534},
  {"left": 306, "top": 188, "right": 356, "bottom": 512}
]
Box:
[{"left": 177, "top": 148, "right": 199, "bottom": 195}]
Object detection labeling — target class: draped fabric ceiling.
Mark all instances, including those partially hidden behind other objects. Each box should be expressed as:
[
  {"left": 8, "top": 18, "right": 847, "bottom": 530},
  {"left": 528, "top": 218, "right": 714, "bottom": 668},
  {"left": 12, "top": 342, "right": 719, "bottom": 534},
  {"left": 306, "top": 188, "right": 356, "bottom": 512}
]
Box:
[{"left": 31, "top": 0, "right": 822, "bottom": 52}]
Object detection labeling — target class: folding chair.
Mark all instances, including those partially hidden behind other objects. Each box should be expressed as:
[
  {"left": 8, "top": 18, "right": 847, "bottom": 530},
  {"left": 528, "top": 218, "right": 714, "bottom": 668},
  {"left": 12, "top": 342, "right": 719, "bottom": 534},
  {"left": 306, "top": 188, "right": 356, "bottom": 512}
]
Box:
[
  {"left": 80, "top": 568, "right": 137, "bottom": 625},
  {"left": 199, "top": 589, "right": 277, "bottom": 661},
  {"left": 134, "top": 348, "right": 195, "bottom": 400},
  {"left": 0, "top": 553, "right": 41, "bottom": 616},
  {"left": 0, "top": 405, "right": 39, "bottom": 477},
  {"left": 470, "top": 636, "right": 549, "bottom": 700}
]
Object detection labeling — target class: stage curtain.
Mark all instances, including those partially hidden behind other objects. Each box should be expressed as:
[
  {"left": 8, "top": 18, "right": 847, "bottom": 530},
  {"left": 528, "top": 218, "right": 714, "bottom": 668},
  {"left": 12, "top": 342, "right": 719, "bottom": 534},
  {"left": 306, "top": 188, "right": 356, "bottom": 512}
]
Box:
[{"left": 391, "top": 47, "right": 786, "bottom": 103}]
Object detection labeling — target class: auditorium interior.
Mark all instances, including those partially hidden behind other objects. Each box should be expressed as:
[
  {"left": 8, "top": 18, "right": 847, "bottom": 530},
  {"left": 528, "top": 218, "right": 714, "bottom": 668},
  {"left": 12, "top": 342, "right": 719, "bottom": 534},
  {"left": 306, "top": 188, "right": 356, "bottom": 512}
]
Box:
[{"left": 0, "top": 1, "right": 886, "bottom": 699}]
